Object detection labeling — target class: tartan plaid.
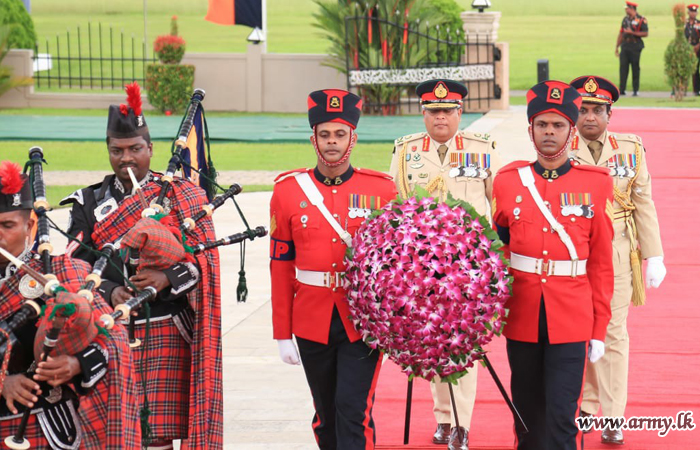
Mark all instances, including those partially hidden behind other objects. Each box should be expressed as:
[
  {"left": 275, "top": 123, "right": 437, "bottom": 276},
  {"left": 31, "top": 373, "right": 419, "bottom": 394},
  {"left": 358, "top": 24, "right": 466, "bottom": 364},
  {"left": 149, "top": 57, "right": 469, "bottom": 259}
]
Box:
[
  {"left": 120, "top": 217, "right": 187, "bottom": 271},
  {"left": 0, "top": 415, "right": 52, "bottom": 449},
  {"left": 0, "top": 255, "right": 141, "bottom": 449},
  {"left": 80, "top": 294, "right": 142, "bottom": 449},
  {"left": 92, "top": 175, "right": 223, "bottom": 448},
  {"left": 33, "top": 291, "right": 98, "bottom": 362},
  {"left": 132, "top": 316, "right": 192, "bottom": 439}
]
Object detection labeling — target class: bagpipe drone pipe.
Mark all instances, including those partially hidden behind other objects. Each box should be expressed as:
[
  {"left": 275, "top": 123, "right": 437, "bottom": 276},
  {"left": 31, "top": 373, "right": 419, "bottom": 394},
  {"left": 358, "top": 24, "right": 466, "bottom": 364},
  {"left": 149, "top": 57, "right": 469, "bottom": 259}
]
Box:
[{"left": 136, "top": 88, "right": 268, "bottom": 302}]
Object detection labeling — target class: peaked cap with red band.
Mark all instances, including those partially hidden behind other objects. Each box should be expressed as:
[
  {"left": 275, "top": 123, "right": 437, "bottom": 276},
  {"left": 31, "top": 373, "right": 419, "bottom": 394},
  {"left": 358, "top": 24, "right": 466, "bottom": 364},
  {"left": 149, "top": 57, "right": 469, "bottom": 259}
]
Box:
[
  {"left": 625, "top": 1, "right": 638, "bottom": 9},
  {"left": 526, "top": 80, "right": 582, "bottom": 125},
  {"left": 570, "top": 75, "right": 620, "bottom": 105},
  {"left": 107, "top": 82, "right": 150, "bottom": 139},
  {"left": 307, "top": 89, "right": 362, "bottom": 129},
  {"left": 416, "top": 79, "right": 467, "bottom": 109},
  {"left": 0, "top": 161, "right": 32, "bottom": 213},
  {"left": 689, "top": 4, "right": 699, "bottom": 12}
]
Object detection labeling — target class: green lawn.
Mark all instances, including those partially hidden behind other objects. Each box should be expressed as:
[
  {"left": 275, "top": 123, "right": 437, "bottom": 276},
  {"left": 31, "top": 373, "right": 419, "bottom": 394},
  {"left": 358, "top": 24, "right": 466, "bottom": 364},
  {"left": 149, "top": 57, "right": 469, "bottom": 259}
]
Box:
[
  {"left": 2, "top": 140, "right": 394, "bottom": 172},
  {"left": 28, "top": 0, "right": 691, "bottom": 91}
]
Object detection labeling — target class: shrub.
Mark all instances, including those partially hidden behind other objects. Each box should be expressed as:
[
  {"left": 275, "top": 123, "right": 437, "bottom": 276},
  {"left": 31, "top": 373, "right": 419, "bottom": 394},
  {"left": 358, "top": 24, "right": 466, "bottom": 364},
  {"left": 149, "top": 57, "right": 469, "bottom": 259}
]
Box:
[
  {"left": 664, "top": 4, "right": 697, "bottom": 101},
  {"left": 0, "top": 0, "right": 37, "bottom": 49},
  {"left": 154, "top": 16, "right": 185, "bottom": 64},
  {"left": 145, "top": 63, "right": 195, "bottom": 114}
]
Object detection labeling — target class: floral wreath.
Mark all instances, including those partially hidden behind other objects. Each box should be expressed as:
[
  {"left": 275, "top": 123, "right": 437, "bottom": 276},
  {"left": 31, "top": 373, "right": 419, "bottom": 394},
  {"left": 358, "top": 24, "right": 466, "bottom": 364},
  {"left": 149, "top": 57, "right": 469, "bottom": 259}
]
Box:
[{"left": 345, "top": 188, "right": 512, "bottom": 382}]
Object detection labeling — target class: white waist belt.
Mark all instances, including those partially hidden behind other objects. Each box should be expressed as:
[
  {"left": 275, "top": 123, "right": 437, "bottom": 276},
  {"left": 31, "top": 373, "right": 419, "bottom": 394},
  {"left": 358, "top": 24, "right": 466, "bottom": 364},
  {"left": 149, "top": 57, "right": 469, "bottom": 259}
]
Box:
[
  {"left": 510, "top": 252, "right": 587, "bottom": 277},
  {"left": 297, "top": 269, "right": 346, "bottom": 288}
]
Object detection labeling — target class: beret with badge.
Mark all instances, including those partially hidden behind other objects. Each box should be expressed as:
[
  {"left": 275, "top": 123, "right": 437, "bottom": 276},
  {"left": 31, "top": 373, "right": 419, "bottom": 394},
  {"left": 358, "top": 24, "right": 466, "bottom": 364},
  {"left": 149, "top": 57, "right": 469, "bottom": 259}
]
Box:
[
  {"left": 307, "top": 89, "right": 363, "bottom": 130},
  {"left": 0, "top": 161, "right": 32, "bottom": 213},
  {"left": 526, "top": 80, "right": 582, "bottom": 125},
  {"left": 107, "top": 82, "right": 150, "bottom": 140}
]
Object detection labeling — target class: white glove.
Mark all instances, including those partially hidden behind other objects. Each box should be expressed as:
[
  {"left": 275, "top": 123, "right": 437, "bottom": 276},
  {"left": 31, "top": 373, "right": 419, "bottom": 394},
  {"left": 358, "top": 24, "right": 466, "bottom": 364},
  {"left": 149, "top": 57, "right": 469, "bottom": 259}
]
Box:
[
  {"left": 588, "top": 339, "right": 605, "bottom": 363},
  {"left": 646, "top": 256, "right": 666, "bottom": 288},
  {"left": 277, "top": 339, "right": 301, "bottom": 365}
]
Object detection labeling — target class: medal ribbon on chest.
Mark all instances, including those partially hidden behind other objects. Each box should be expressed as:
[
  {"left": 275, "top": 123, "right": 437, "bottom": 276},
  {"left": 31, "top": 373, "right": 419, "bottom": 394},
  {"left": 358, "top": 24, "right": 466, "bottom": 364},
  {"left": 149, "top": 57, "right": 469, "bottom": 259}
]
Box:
[
  {"left": 448, "top": 152, "right": 491, "bottom": 179},
  {"left": 608, "top": 152, "right": 637, "bottom": 178},
  {"left": 348, "top": 193, "right": 381, "bottom": 219},
  {"left": 560, "top": 192, "right": 594, "bottom": 218}
]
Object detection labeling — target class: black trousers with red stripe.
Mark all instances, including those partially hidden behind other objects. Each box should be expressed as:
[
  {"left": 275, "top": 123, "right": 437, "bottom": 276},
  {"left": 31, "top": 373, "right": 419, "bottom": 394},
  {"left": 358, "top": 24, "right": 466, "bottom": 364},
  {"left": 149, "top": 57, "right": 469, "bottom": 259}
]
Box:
[
  {"left": 506, "top": 298, "right": 587, "bottom": 450},
  {"left": 296, "top": 307, "right": 381, "bottom": 450}
]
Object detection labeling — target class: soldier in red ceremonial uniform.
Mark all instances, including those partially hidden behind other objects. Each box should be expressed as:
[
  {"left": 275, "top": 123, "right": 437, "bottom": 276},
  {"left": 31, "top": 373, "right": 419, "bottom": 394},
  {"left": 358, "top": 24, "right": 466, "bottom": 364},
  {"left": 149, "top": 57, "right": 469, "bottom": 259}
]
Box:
[
  {"left": 270, "top": 89, "right": 397, "bottom": 449},
  {"left": 492, "top": 81, "right": 615, "bottom": 450}
]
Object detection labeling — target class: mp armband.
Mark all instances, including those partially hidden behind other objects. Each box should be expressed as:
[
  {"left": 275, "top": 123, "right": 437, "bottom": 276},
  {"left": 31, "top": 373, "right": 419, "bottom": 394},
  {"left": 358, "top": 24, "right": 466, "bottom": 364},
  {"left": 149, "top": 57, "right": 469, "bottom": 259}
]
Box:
[{"left": 270, "top": 238, "right": 296, "bottom": 261}]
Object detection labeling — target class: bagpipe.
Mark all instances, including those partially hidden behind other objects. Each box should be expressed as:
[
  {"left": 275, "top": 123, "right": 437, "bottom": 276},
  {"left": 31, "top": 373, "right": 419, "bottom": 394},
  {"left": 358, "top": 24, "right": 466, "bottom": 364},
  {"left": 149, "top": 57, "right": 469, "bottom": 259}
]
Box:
[{"left": 0, "top": 147, "right": 109, "bottom": 450}]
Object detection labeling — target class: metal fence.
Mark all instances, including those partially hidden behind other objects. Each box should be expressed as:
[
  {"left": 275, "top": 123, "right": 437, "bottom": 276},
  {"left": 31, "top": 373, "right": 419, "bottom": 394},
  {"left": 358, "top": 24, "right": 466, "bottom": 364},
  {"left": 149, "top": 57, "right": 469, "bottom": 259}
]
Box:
[
  {"left": 33, "top": 23, "right": 156, "bottom": 90},
  {"left": 344, "top": 15, "right": 501, "bottom": 114}
]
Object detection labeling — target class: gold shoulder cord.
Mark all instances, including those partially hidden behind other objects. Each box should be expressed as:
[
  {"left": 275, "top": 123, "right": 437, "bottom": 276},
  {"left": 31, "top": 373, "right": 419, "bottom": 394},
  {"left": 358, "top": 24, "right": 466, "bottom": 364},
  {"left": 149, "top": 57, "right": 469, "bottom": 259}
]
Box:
[
  {"left": 425, "top": 175, "right": 447, "bottom": 202},
  {"left": 397, "top": 141, "right": 410, "bottom": 199},
  {"left": 613, "top": 142, "right": 645, "bottom": 306}
]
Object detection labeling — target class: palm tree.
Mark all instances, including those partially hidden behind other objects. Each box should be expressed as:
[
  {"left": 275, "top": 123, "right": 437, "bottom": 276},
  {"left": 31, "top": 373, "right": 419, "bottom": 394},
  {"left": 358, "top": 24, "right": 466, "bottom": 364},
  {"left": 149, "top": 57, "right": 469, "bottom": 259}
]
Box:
[{"left": 313, "top": 0, "right": 462, "bottom": 115}]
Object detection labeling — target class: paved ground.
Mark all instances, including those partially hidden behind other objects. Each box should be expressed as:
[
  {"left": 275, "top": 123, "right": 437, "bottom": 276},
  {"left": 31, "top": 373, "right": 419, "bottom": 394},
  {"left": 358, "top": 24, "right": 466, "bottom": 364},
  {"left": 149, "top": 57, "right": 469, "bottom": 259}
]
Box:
[{"left": 44, "top": 107, "right": 532, "bottom": 449}]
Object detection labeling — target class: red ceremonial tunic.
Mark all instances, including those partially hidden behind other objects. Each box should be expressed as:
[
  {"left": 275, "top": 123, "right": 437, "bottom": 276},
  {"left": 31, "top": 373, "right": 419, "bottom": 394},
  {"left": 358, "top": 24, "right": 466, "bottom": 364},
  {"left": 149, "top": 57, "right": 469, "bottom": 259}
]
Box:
[
  {"left": 492, "top": 160, "right": 615, "bottom": 344},
  {"left": 270, "top": 167, "right": 398, "bottom": 344}
]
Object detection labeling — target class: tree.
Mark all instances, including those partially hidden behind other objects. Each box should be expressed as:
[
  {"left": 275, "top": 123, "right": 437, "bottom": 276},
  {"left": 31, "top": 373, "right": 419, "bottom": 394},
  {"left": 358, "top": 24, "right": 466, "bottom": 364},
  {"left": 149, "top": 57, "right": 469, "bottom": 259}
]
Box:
[
  {"left": 312, "top": 0, "right": 464, "bottom": 115},
  {"left": 0, "top": 0, "right": 37, "bottom": 49},
  {"left": 664, "top": 4, "right": 696, "bottom": 101},
  {"left": 0, "top": 13, "right": 32, "bottom": 98}
]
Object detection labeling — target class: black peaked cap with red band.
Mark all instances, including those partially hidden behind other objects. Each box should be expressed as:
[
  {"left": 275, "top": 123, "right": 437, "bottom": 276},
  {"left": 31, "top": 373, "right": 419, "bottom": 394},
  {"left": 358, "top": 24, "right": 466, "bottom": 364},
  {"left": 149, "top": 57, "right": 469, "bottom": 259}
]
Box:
[
  {"left": 689, "top": 4, "right": 699, "bottom": 12},
  {"left": 107, "top": 82, "right": 150, "bottom": 139},
  {"left": 416, "top": 79, "right": 467, "bottom": 109},
  {"left": 0, "top": 161, "right": 32, "bottom": 213},
  {"left": 526, "top": 80, "right": 582, "bottom": 125},
  {"left": 570, "top": 75, "right": 620, "bottom": 105},
  {"left": 307, "top": 89, "right": 363, "bottom": 129}
]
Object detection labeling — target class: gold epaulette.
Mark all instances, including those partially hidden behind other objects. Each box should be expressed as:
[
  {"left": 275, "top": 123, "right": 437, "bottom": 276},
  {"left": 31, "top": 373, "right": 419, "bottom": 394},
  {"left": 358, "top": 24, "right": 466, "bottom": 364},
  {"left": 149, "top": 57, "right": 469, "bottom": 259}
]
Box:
[
  {"left": 394, "top": 131, "right": 427, "bottom": 147},
  {"left": 612, "top": 133, "right": 643, "bottom": 145}
]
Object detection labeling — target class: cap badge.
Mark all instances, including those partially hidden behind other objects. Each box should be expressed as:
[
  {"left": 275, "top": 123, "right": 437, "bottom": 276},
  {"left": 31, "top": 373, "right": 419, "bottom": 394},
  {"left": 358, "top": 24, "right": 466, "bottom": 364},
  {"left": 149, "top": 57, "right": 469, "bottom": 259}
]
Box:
[
  {"left": 329, "top": 96, "right": 341, "bottom": 108},
  {"left": 550, "top": 88, "right": 561, "bottom": 100},
  {"left": 12, "top": 193, "right": 21, "bottom": 207},
  {"left": 137, "top": 115, "right": 145, "bottom": 127},
  {"left": 434, "top": 83, "right": 448, "bottom": 99},
  {"left": 584, "top": 78, "right": 598, "bottom": 93}
]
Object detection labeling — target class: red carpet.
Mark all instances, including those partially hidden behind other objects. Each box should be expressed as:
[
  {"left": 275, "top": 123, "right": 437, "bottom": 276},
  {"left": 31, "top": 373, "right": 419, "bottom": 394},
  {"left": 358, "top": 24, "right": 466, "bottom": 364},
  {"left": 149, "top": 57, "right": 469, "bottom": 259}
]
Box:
[{"left": 373, "top": 108, "right": 700, "bottom": 449}]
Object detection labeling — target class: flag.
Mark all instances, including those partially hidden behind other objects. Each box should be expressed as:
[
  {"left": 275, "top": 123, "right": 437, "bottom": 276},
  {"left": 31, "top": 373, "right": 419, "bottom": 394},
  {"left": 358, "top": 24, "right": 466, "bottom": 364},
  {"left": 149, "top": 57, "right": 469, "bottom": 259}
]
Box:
[
  {"left": 205, "top": 0, "right": 262, "bottom": 29},
  {"left": 180, "top": 104, "right": 216, "bottom": 201}
]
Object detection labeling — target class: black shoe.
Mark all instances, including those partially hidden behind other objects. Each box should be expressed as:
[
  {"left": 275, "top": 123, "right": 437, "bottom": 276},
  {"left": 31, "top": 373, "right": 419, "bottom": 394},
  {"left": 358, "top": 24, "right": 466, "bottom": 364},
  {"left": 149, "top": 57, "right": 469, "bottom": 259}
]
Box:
[
  {"left": 432, "top": 423, "right": 451, "bottom": 445},
  {"left": 620, "top": 91, "right": 626, "bottom": 95},
  {"left": 601, "top": 427, "right": 624, "bottom": 445},
  {"left": 633, "top": 91, "right": 638, "bottom": 96},
  {"left": 579, "top": 411, "right": 594, "bottom": 434},
  {"left": 448, "top": 426, "right": 469, "bottom": 450}
]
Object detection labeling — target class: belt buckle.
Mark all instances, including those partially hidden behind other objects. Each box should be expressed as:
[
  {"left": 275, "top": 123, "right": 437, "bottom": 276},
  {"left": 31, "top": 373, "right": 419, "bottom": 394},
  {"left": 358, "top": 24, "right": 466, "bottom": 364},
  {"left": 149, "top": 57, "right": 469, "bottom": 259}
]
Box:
[
  {"left": 546, "top": 260, "right": 555, "bottom": 276},
  {"left": 571, "top": 259, "right": 579, "bottom": 278},
  {"left": 534, "top": 258, "right": 543, "bottom": 275}
]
